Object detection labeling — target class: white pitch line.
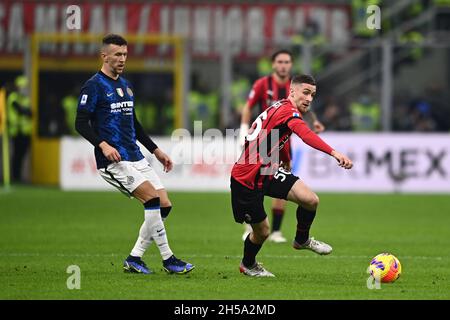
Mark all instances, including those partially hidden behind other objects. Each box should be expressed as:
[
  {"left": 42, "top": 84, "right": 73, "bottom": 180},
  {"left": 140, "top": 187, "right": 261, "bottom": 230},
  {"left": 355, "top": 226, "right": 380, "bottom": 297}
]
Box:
[{"left": 0, "top": 252, "right": 445, "bottom": 260}]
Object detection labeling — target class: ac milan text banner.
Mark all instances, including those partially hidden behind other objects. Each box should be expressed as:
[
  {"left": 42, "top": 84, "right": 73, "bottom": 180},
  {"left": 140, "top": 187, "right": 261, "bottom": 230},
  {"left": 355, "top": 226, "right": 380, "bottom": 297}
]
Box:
[{"left": 0, "top": 1, "right": 351, "bottom": 58}]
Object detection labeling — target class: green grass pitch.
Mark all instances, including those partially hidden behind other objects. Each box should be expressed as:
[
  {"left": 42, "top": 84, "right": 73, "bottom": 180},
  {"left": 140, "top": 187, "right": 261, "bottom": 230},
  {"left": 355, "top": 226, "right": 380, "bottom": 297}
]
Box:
[{"left": 1, "top": 186, "right": 449, "bottom": 299}]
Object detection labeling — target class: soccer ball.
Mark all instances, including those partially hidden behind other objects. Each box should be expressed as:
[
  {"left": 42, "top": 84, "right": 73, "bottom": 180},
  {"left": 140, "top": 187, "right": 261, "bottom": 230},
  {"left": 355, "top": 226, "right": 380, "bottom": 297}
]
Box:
[{"left": 369, "top": 253, "right": 402, "bottom": 283}]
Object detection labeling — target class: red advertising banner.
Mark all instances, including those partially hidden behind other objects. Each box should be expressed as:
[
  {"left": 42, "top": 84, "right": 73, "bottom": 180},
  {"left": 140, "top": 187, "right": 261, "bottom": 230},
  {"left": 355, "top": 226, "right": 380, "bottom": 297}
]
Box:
[{"left": 0, "top": 1, "right": 351, "bottom": 58}]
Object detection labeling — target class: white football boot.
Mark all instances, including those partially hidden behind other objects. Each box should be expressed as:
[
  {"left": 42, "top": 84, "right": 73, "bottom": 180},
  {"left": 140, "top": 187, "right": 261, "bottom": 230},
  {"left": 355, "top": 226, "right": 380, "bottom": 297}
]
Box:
[
  {"left": 293, "top": 237, "right": 332, "bottom": 255},
  {"left": 242, "top": 223, "right": 252, "bottom": 241},
  {"left": 239, "top": 262, "right": 275, "bottom": 277},
  {"left": 268, "top": 231, "right": 287, "bottom": 243}
]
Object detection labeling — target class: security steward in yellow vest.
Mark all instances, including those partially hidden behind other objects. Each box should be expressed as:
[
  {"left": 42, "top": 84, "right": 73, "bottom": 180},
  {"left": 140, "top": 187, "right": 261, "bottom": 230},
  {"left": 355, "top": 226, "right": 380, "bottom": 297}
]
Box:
[
  {"left": 7, "top": 75, "right": 32, "bottom": 182},
  {"left": 62, "top": 94, "right": 78, "bottom": 135},
  {"left": 350, "top": 94, "right": 380, "bottom": 131},
  {"left": 291, "top": 21, "right": 327, "bottom": 75}
]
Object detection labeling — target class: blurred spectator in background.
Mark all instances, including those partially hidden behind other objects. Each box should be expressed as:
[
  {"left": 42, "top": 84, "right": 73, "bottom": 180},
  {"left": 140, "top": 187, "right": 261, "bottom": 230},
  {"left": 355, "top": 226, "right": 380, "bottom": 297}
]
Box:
[
  {"left": 6, "top": 75, "right": 32, "bottom": 183},
  {"left": 409, "top": 98, "right": 437, "bottom": 131},
  {"left": 425, "top": 83, "right": 450, "bottom": 131},
  {"left": 392, "top": 102, "right": 414, "bottom": 131},
  {"left": 350, "top": 93, "right": 380, "bottom": 131},
  {"left": 291, "top": 20, "right": 327, "bottom": 75},
  {"left": 188, "top": 73, "right": 219, "bottom": 131},
  {"left": 46, "top": 94, "right": 65, "bottom": 137},
  {"left": 393, "top": 84, "right": 449, "bottom": 132},
  {"left": 134, "top": 100, "right": 157, "bottom": 134},
  {"left": 230, "top": 74, "right": 251, "bottom": 128},
  {"left": 257, "top": 56, "right": 272, "bottom": 78},
  {"left": 161, "top": 88, "right": 175, "bottom": 135},
  {"left": 62, "top": 89, "right": 79, "bottom": 136},
  {"left": 398, "top": 28, "right": 425, "bottom": 65},
  {"left": 320, "top": 97, "right": 351, "bottom": 131}
]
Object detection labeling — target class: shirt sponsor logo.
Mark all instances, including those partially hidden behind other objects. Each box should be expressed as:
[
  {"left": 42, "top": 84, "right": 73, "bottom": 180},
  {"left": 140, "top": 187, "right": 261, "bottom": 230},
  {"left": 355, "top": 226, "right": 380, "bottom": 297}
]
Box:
[{"left": 110, "top": 101, "right": 134, "bottom": 115}]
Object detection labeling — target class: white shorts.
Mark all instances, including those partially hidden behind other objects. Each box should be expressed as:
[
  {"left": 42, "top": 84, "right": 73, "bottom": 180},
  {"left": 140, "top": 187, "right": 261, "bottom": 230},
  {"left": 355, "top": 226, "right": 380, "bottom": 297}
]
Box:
[{"left": 98, "top": 158, "right": 164, "bottom": 197}]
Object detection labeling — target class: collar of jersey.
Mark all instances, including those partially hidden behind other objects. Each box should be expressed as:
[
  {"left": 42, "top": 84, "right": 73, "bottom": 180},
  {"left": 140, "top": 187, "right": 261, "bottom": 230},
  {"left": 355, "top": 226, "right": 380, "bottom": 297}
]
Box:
[{"left": 98, "top": 70, "right": 120, "bottom": 82}]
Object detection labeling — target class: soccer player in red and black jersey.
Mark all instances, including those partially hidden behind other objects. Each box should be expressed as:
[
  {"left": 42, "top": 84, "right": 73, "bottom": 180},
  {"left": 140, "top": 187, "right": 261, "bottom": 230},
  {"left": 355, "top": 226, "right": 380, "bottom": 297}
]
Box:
[
  {"left": 239, "top": 49, "right": 325, "bottom": 243},
  {"left": 231, "top": 75, "right": 353, "bottom": 277}
]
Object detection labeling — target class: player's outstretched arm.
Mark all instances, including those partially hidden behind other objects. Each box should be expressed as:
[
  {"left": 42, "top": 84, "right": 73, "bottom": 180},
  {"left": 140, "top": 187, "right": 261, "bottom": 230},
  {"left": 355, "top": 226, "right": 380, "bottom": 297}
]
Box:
[
  {"left": 330, "top": 150, "right": 353, "bottom": 169},
  {"left": 289, "top": 117, "right": 352, "bottom": 169}
]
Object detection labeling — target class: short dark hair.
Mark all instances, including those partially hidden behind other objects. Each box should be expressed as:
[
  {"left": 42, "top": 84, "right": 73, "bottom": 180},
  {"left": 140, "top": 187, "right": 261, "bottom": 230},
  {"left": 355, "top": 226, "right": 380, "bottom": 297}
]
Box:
[
  {"left": 271, "top": 49, "right": 293, "bottom": 62},
  {"left": 291, "top": 74, "right": 316, "bottom": 86},
  {"left": 102, "top": 34, "right": 127, "bottom": 46}
]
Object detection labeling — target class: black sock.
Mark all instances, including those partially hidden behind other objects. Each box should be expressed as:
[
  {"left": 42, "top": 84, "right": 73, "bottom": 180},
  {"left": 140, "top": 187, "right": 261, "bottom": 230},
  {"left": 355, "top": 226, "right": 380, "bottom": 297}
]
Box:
[
  {"left": 295, "top": 206, "right": 316, "bottom": 245},
  {"left": 242, "top": 234, "right": 263, "bottom": 268},
  {"left": 271, "top": 208, "right": 284, "bottom": 232},
  {"left": 160, "top": 206, "right": 172, "bottom": 219}
]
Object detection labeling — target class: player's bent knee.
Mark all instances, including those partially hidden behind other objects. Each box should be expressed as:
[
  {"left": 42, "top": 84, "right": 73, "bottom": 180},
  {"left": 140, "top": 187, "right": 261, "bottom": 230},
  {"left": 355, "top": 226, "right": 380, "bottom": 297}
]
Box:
[
  {"left": 160, "top": 199, "right": 172, "bottom": 208},
  {"left": 133, "top": 181, "right": 159, "bottom": 202},
  {"left": 305, "top": 194, "right": 319, "bottom": 210}
]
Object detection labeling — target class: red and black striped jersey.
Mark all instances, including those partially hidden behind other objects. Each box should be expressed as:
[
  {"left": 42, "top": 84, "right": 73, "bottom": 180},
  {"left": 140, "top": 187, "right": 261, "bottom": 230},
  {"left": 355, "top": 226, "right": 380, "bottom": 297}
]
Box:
[
  {"left": 247, "top": 75, "right": 291, "bottom": 162},
  {"left": 232, "top": 99, "right": 334, "bottom": 190},
  {"left": 247, "top": 75, "right": 290, "bottom": 113}
]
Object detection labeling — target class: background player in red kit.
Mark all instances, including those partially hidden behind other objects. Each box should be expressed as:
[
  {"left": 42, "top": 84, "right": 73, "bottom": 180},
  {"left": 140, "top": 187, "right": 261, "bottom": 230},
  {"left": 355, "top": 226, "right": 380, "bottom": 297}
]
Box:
[
  {"left": 231, "top": 75, "right": 353, "bottom": 277},
  {"left": 239, "top": 49, "right": 325, "bottom": 243}
]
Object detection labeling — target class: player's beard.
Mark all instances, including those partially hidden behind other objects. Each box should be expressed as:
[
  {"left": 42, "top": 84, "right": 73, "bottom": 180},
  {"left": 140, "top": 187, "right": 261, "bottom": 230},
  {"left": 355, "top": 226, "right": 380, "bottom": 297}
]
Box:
[
  {"left": 275, "top": 69, "right": 289, "bottom": 81},
  {"left": 114, "top": 66, "right": 125, "bottom": 75},
  {"left": 300, "top": 103, "right": 309, "bottom": 113}
]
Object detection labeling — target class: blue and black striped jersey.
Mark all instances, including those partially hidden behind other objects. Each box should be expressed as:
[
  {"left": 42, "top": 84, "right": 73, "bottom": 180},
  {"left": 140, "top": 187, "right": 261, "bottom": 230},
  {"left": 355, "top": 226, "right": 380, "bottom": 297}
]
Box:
[{"left": 77, "top": 71, "right": 144, "bottom": 168}]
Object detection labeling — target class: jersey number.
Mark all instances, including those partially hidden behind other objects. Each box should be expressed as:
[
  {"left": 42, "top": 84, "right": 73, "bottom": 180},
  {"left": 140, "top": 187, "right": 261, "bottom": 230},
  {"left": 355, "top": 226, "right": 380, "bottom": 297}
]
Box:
[
  {"left": 246, "top": 110, "right": 268, "bottom": 141},
  {"left": 246, "top": 101, "right": 283, "bottom": 142},
  {"left": 274, "top": 167, "right": 291, "bottom": 182}
]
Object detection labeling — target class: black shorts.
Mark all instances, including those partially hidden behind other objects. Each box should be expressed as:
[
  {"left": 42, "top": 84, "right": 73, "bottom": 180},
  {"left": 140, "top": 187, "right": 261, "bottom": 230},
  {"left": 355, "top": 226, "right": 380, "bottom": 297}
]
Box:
[{"left": 230, "top": 168, "right": 299, "bottom": 224}]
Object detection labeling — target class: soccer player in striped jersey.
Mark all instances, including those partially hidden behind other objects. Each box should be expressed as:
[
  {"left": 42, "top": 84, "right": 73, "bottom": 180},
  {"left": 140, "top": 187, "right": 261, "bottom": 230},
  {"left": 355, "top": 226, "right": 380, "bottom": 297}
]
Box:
[
  {"left": 75, "top": 34, "right": 194, "bottom": 275},
  {"left": 239, "top": 49, "right": 325, "bottom": 243},
  {"left": 231, "top": 75, "right": 353, "bottom": 277}
]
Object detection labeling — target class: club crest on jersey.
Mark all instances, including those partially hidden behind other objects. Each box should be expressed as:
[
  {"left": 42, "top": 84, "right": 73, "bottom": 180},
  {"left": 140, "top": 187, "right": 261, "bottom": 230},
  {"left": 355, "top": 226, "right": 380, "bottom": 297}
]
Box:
[
  {"left": 126, "top": 87, "right": 133, "bottom": 97},
  {"left": 116, "top": 88, "right": 124, "bottom": 97}
]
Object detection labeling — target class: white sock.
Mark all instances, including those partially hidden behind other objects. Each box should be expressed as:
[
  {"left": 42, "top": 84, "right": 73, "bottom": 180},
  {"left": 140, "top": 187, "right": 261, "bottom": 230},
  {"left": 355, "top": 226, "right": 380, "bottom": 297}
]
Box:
[
  {"left": 130, "top": 205, "right": 173, "bottom": 260},
  {"left": 130, "top": 222, "right": 154, "bottom": 258}
]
